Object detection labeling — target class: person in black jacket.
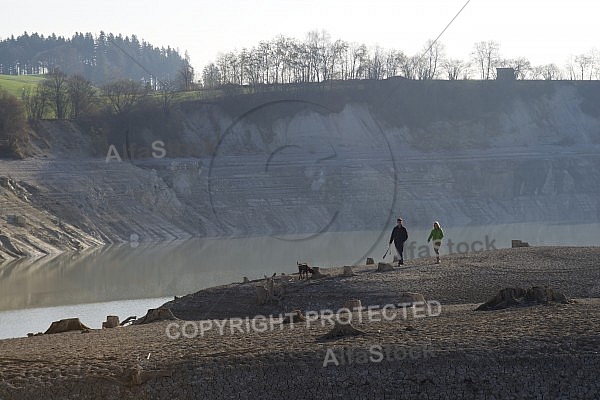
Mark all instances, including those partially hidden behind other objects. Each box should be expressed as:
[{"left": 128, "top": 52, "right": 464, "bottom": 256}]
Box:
[{"left": 389, "top": 218, "right": 409, "bottom": 265}]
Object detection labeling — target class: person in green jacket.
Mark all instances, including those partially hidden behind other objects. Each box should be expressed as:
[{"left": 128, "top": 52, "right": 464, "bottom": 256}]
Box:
[{"left": 427, "top": 221, "right": 444, "bottom": 264}]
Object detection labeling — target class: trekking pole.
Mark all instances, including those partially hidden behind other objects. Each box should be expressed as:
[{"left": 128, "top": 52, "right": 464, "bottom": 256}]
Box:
[{"left": 383, "top": 244, "right": 390, "bottom": 259}]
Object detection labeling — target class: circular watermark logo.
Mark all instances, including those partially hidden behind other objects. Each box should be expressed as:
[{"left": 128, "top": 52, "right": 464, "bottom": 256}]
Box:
[{"left": 208, "top": 99, "right": 396, "bottom": 264}]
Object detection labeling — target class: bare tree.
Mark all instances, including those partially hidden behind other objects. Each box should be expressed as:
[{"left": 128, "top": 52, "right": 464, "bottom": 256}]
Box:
[
  {"left": 21, "top": 85, "right": 49, "bottom": 120},
  {"left": 67, "top": 74, "right": 96, "bottom": 119},
  {"left": 572, "top": 52, "right": 597, "bottom": 80},
  {"left": 217, "top": 52, "right": 241, "bottom": 85},
  {"left": 177, "top": 59, "right": 195, "bottom": 91},
  {"left": 531, "top": 64, "right": 562, "bottom": 80},
  {"left": 202, "top": 63, "right": 221, "bottom": 88},
  {"left": 43, "top": 68, "right": 70, "bottom": 119},
  {"left": 419, "top": 39, "right": 445, "bottom": 79},
  {"left": 348, "top": 43, "right": 368, "bottom": 79},
  {"left": 271, "top": 35, "right": 289, "bottom": 84},
  {"left": 401, "top": 55, "right": 420, "bottom": 79},
  {"left": 102, "top": 80, "right": 145, "bottom": 114},
  {"left": 501, "top": 57, "right": 532, "bottom": 79},
  {"left": 442, "top": 58, "right": 469, "bottom": 80},
  {"left": 159, "top": 79, "right": 176, "bottom": 115},
  {"left": 471, "top": 41, "right": 501, "bottom": 80},
  {"left": 384, "top": 49, "right": 406, "bottom": 78},
  {"left": 366, "top": 46, "right": 385, "bottom": 80},
  {"left": 0, "top": 90, "right": 28, "bottom": 147}
]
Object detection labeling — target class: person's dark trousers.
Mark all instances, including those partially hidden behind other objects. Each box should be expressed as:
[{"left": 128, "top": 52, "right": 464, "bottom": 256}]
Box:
[{"left": 395, "top": 242, "right": 404, "bottom": 264}]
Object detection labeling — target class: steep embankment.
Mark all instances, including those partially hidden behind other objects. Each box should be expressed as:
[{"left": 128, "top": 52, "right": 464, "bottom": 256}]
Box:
[{"left": 1, "top": 79, "right": 600, "bottom": 261}]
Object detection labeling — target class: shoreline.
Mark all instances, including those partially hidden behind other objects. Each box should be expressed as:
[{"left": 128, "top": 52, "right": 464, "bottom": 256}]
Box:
[{"left": 1, "top": 246, "right": 599, "bottom": 399}]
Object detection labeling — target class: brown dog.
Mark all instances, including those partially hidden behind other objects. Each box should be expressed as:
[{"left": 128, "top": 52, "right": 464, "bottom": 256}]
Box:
[{"left": 297, "top": 262, "right": 314, "bottom": 279}]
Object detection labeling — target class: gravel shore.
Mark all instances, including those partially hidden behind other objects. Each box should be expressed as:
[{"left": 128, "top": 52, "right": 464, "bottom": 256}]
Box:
[{"left": 1, "top": 246, "right": 599, "bottom": 399}]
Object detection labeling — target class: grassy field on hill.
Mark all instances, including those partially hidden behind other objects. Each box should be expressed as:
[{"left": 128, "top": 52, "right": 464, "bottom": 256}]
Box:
[{"left": 0, "top": 74, "right": 45, "bottom": 97}]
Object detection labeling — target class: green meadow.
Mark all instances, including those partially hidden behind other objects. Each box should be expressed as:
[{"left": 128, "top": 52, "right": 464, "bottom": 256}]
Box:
[{"left": 0, "top": 74, "right": 45, "bottom": 97}]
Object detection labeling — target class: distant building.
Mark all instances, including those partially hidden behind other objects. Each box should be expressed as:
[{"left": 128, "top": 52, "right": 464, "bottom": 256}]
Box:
[{"left": 496, "top": 67, "right": 516, "bottom": 81}]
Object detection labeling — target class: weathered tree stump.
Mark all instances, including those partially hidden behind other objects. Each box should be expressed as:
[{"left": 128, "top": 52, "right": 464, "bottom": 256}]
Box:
[
  {"left": 397, "top": 292, "right": 426, "bottom": 306},
  {"left": 476, "top": 286, "right": 569, "bottom": 311},
  {"left": 366, "top": 257, "right": 375, "bottom": 265},
  {"left": 342, "top": 265, "right": 355, "bottom": 277},
  {"left": 320, "top": 320, "right": 365, "bottom": 339},
  {"left": 344, "top": 299, "right": 363, "bottom": 311},
  {"left": 376, "top": 262, "right": 394, "bottom": 272},
  {"left": 102, "top": 315, "right": 120, "bottom": 329},
  {"left": 45, "top": 318, "right": 90, "bottom": 334},
  {"left": 133, "top": 308, "right": 178, "bottom": 325}
]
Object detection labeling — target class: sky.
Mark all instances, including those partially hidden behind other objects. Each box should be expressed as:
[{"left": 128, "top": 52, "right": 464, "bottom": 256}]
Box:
[{"left": 2, "top": 0, "right": 599, "bottom": 76}]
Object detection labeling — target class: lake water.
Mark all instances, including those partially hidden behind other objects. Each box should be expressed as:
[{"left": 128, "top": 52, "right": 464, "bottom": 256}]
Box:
[{"left": 1, "top": 222, "right": 598, "bottom": 339}]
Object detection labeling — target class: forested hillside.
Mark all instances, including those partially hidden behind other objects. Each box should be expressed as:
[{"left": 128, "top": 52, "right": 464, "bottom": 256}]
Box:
[{"left": 0, "top": 32, "right": 187, "bottom": 84}]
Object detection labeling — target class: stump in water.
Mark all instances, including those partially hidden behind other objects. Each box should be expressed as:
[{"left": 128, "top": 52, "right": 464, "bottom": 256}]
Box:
[
  {"left": 476, "top": 286, "right": 569, "bottom": 311},
  {"left": 45, "top": 318, "right": 90, "bottom": 334},
  {"left": 376, "top": 262, "right": 394, "bottom": 272},
  {"left": 320, "top": 319, "right": 365, "bottom": 340},
  {"left": 133, "top": 308, "right": 178, "bottom": 325},
  {"left": 366, "top": 257, "right": 375, "bottom": 265}
]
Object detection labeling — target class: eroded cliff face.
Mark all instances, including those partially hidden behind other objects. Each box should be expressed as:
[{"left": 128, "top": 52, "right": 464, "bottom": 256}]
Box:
[{"left": 1, "top": 80, "right": 599, "bottom": 260}]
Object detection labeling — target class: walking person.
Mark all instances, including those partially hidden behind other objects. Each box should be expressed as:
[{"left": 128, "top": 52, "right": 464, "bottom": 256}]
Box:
[
  {"left": 388, "top": 218, "right": 408, "bottom": 265},
  {"left": 427, "top": 221, "right": 444, "bottom": 264}
]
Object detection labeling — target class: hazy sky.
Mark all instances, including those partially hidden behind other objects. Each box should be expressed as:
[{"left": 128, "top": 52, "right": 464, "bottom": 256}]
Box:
[{"left": 2, "top": 0, "right": 598, "bottom": 75}]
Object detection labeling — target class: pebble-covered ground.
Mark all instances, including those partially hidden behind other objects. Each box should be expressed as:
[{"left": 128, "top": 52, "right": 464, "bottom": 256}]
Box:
[{"left": 0, "top": 247, "right": 599, "bottom": 399}]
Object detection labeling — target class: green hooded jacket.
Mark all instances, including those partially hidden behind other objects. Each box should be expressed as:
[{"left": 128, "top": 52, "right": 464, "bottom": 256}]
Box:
[{"left": 427, "top": 228, "right": 444, "bottom": 242}]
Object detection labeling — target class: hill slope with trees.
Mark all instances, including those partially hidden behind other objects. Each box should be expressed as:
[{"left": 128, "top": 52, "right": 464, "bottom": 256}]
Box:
[{"left": 0, "top": 32, "right": 188, "bottom": 85}]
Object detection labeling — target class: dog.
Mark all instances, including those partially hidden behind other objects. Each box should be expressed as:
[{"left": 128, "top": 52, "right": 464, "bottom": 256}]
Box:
[{"left": 297, "top": 262, "right": 314, "bottom": 279}]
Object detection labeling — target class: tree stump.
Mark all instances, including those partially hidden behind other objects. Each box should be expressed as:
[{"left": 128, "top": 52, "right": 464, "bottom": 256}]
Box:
[
  {"left": 397, "top": 292, "right": 426, "bottom": 306},
  {"left": 342, "top": 265, "right": 355, "bottom": 277},
  {"left": 133, "top": 308, "right": 178, "bottom": 325},
  {"left": 476, "top": 286, "right": 569, "bottom": 311},
  {"left": 366, "top": 257, "right": 375, "bottom": 265},
  {"left": 102, "top": 315, "right": 120, "bottom": 329},
  {"left": 45, "top": 318, "right": 90, "bottom": 334},
  {"left": 511, "top": 240, "right": 530, "bottom": 248},
  {"left": 282, "top": 310, "right": 306, "bottom": 324},
  {"left": 376, "top": 262, "right": 394, "bottom": 272},
  {"left": 320, "top": 319, "right": 365, "bottom": 339},
  {"left": 344, "top": 299, "right": 363, "bottom": 312}
]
